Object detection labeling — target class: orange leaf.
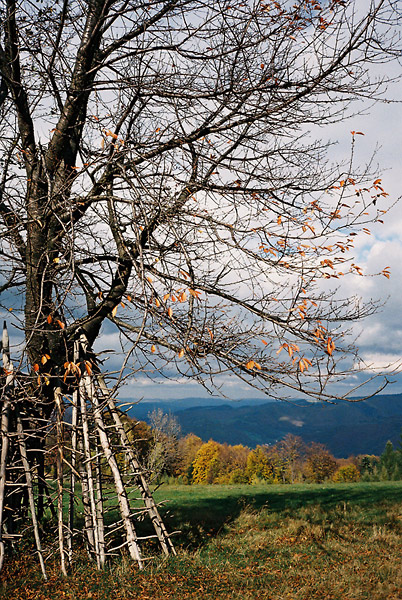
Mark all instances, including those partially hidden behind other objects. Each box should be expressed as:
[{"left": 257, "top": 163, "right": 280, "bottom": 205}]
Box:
[
  {"left": 85, "top": 361, "right": 92, "bottom": 375},
  {"left": 178, "top": 348, "right": 185, "bottom": 358},
  {"left": 56, "top": 320, "right": 65, "bottom": 329},
  {"left": 261, "top": 339, "right": 268, "bottom": 345},
  {"left": 163, "top": 293, "right": 170, "bottom": 302},
  {"left": 33, "top": 363, "right": 40, "bottom": 372},
  {"left": 47, "top": 315, "right": 53, "bottom": 324},
  {"left": 126, "top": 295, "right": 132, "bottom": 302},
  {"left": 246, "top": 360, "right": 255, "bottom": 370},
  {"left": 112, "top": 305, "right": 118, "bottom": 317},
  {"left": 326, "top": 337, "right": 335, "bottom": 356},
  {"left": 151, "top": 344, "right": 156, "bottom": 353},
  {"left": 168, "top": 307, "right": 173, "bottom": 318}
]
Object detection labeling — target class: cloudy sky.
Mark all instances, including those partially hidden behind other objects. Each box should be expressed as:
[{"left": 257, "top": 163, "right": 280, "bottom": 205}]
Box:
[
  {"left": 100, "top": 87, "right": 402, "bottom": 403},
  {"left": 136, "top": 73, "right": 402, "bottom": 403},
  {"left": 3, "top": 4, "right": 402, "bottom": 404},
  {"left": 8, "top": 72, "right": 402, "bottom": 404}
]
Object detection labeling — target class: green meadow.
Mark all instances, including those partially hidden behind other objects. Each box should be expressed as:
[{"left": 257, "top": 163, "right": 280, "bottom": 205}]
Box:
[{"left": 2, "top": 481, "right": 402, "bottom": 600}]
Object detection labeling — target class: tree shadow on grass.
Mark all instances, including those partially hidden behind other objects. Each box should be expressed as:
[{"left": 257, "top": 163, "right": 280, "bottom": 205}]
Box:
[{"left": 153, "top": 482, "right": 402, "bottom": 549}]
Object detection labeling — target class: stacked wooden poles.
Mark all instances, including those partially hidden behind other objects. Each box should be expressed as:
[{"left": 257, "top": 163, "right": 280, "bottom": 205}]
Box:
[{"left": 0, "top": 325, "right": 176, "bottom": 579}]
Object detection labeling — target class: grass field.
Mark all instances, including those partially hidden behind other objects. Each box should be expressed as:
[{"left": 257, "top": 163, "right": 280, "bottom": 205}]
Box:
[{"left": 1, "top": 481, "right": 402, "bottom": 600}]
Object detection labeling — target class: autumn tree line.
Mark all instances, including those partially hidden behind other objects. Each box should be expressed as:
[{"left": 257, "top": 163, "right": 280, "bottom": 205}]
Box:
[{"left": 45, "top": 409, "right": 402, "bottom": 486}]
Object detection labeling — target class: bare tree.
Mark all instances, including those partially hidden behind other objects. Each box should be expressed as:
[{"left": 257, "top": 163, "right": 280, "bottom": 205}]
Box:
[{"left": 0, "top": 0, "right": 400, "bottom": 561}]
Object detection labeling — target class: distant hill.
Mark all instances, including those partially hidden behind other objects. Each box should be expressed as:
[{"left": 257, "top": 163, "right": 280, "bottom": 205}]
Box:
[{"left": 126, "top": 394, "right": 402, "bottom": 457}]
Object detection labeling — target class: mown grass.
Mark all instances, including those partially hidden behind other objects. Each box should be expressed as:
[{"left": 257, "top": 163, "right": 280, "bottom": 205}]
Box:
[{"left": 1, "top": 481, "right": 402, "bottom": 600}]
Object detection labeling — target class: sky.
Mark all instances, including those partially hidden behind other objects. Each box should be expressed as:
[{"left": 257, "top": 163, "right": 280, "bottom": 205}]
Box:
[
  {"left": 98, "top": 88, "right": 402, "bottom": 403},
  {"left": 117, "top": 66, "right": 402, "bottom": 402}
]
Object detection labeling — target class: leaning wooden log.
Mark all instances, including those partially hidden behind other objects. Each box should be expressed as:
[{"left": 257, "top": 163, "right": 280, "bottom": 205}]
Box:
[
  {"left": 0, "top": 398, "right": 10, "bottom": 573},
  {"left": 54, "top": 385, "right": 67, "bottom": 576},
  {"left": 15, "top": 408, "right": 47, "bottom": 581},
  {"left": 97, "top": 375, "right": 176, "bottom": 556},
  {"left": 78, "top": 379, "right": 101, "bottom": 568},
  {"left": 0, "top": 322, "right": 14, "bottom": 573},
  {"left": 95, "top": 443, "right": 106, "bottom": 567},
  {"left": 67, "top": 385, "right": 79, "bottom": 566},
  {"left": 81, "top": 366, "right": 144, "bottom": 569}
]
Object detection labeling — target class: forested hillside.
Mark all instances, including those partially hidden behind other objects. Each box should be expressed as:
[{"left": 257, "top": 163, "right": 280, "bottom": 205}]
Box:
[{"left": 128, "top": 394, "right": 402, "bottom": 457}]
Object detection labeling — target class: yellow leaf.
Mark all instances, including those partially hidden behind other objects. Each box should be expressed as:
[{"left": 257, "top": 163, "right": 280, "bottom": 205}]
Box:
[
  {"left": 151, "top": 345, "right": 156, "bottom": 353},
  {"left": 246, "top": 360, "right": 255, "bottom": 370},
  {"left": 53, "top": 257, "right": 60, "bottom": 263},
  {"left": 112, "top": 305, "right": 118, "bottom": 317},
  {"left": 41, "top": 355, "right": 48, "bottom": 365}
]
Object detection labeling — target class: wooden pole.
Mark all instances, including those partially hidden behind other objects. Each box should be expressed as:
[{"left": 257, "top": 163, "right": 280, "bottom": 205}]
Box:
[
  {"left": 0, "top": 322, "right": 14, "bottom": 572},
  {"left": 15, "top": 409, "right": 47, "bottom": 581},
  {"left": 79, "top": 378, "right": 101, "bottom": 568},
  {"left": 78, "top": 340, "right": 143, "bottom": 569},
  {"left": 0, "top": 398, "right": 10, "bottom": 573},
  {"left": 94, "top": 443, "right": 106, "bottom": 567},
  {"left": 67, "top": 342, "right": 80, "bottom": 567},
  {"left": 97, "top": 376, "right": 176, "bottom": 556},
  {"left": 54, "top": 385, "right": 67, "bottom": 576}
]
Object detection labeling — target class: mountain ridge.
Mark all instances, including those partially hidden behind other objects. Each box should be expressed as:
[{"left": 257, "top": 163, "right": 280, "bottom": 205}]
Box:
[{"left": 126, "top": 393, "right": 402, "bottom": 457}]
